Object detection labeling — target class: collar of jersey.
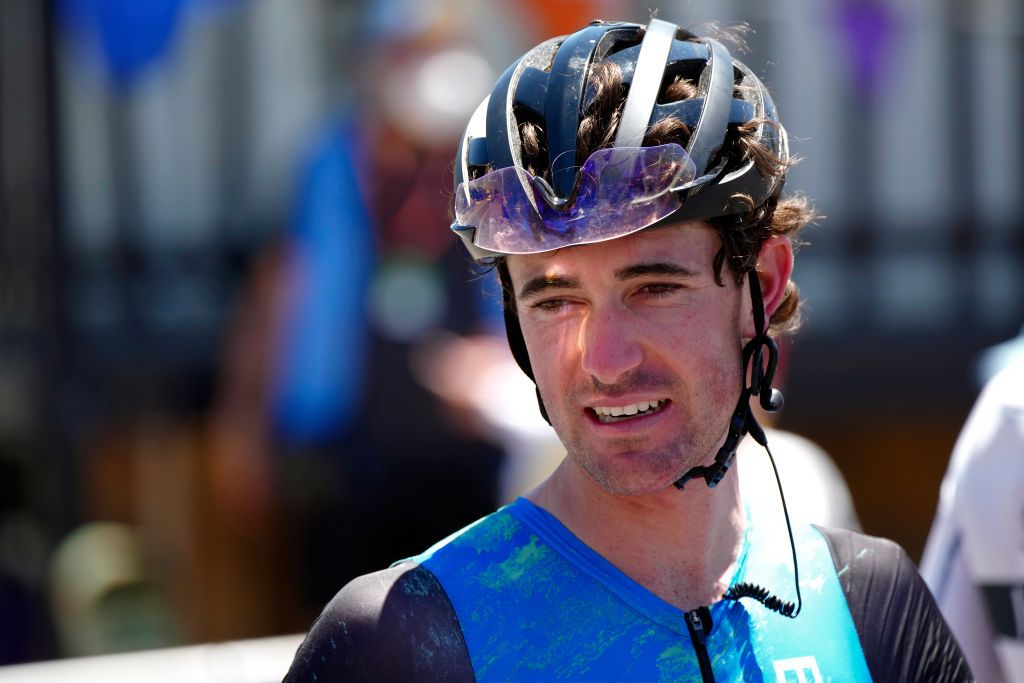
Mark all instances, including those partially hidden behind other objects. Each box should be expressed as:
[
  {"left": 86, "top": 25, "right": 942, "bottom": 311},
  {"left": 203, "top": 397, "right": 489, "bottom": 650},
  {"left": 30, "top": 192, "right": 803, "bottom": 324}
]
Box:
[{"left": 507, "top": 497, "right": 752, "bottom": 637}]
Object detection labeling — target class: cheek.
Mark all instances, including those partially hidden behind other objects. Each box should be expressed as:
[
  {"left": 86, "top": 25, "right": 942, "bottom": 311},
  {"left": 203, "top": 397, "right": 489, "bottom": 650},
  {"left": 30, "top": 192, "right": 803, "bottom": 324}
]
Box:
[
  {"left": 522, "top": 318, "right": 579, "bottom": 386},
  {"left": 642, "top": 304, "right": 744, "bottom": 384},
  {"left": 643, "top": 301, "right": 734, "bottom": 349},
  {"left": 518, "top": 289, "right": 744, "bottom": 396}
]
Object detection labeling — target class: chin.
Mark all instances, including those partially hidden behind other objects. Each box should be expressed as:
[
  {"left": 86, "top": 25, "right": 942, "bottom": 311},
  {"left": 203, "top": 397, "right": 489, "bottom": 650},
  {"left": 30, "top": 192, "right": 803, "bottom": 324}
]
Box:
[
  {"left": 592, "top": 478, "right": 675, "bottom": 498},
  {"left": 550, "top": 406, "right": 724, "bottom": 497},
  {"left": 573, "top": 447, "right": 696, "bottom": 497}
]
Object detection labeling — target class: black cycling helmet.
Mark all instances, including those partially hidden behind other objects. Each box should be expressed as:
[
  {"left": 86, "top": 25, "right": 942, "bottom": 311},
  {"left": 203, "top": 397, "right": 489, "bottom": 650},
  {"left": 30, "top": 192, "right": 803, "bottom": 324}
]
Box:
[{"left": 450, "top": 17, "right": 789, "bottom": 262}]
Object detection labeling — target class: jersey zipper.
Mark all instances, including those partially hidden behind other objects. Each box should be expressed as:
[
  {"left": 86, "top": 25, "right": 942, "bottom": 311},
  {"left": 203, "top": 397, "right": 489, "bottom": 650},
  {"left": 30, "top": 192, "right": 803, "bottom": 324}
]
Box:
[{"left": 685, "top": 607, "right": 715, "bottom": 683}]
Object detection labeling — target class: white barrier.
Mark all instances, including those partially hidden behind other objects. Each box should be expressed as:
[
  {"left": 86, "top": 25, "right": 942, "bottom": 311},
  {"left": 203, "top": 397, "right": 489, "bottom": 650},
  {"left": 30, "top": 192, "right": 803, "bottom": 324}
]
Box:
[{"left": 0, "top": 634, "right": 304, "bottom": 683}]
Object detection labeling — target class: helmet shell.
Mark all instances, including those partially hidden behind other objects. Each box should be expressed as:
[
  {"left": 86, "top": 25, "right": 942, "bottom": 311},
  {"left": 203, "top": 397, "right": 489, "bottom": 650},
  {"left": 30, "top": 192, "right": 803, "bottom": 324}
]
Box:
[{"left": 451, "top": 18, "right": 789, "bottom": 262}]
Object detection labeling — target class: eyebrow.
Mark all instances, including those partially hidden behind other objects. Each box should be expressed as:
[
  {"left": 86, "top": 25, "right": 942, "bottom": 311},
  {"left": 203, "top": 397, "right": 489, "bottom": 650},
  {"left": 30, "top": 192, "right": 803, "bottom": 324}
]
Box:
[
  {"left": 518, "top": 274, "right": 580, "bottom": 301},
  {"left": 614, "top": 262, "right": 697, "bottom": 280},
  {"left": 517, "top": 262, "right": 695, "bottom": 301}
]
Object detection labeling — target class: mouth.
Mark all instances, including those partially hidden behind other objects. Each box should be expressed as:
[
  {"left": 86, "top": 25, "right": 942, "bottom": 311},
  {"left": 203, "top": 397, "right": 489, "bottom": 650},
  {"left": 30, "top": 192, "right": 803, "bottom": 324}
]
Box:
[{"left": 589, "top": 399, "right": 670, "bottom": 424}]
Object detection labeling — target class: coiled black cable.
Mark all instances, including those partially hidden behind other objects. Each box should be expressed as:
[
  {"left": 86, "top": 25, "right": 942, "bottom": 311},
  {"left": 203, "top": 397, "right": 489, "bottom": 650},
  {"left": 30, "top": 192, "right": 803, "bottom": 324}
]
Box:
[{"left": 723, "top": 581, "right": 797, "bottom": 617}]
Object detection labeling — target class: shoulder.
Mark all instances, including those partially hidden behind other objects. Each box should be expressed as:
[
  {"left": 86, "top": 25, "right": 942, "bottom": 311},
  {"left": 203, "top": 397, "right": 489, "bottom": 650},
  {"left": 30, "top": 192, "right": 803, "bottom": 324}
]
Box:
[
  {"left": 284, "top": 563, "right": 473, "bottom": 683},
  {"left": 814, "top": 526, "right": 973, "bottom": 682},
  {"left": 815, "top": 525, "right": 912, "bottom": 595}
]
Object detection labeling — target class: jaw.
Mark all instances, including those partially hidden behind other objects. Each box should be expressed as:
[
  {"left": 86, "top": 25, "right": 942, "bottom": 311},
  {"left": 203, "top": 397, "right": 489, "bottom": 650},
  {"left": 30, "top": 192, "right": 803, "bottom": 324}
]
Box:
[
  {"left": 543, "top": 385, "right": 744, "bottom": 499},
  {"left": 552, "top": 407, "right": 695, "bottom": 496}
]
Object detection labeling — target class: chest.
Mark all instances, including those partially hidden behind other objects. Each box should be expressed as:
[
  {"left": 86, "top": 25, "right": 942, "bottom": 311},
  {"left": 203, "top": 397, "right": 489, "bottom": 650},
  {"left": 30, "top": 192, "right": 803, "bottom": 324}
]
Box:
[{"left": 418, "top": 512, "right": 873, "bottom": 681}]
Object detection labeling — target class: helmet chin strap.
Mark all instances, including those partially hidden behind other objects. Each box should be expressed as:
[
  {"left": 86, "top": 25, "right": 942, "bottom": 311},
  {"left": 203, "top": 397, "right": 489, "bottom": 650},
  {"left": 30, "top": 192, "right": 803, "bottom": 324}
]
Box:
[
  {"left": 505, "top": 267, "right": 804, "bottom": 619},
  {"left": 674, "top": 271, "right": 804, "bottom": 621},
  {"left": 674, "top": 272, "right": 781, "bottom": 490},
  {"left": 501, "top": 284, "right": 552, "bottom": 425}
]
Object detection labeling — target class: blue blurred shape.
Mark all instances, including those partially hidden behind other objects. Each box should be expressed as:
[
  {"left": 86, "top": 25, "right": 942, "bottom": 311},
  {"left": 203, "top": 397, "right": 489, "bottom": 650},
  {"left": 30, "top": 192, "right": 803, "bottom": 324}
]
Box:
[
  {"left": 832, "top": 0, "right": 899, "bottom": 98},
  {"left": 57, "top": 0, "right": 184, "bottom": 85},
  {"left": 56, "top": 0, "right": 240, "bottom": 87},
  {"left": 271, "top": 117, "right": 375, "bottom": 445}
]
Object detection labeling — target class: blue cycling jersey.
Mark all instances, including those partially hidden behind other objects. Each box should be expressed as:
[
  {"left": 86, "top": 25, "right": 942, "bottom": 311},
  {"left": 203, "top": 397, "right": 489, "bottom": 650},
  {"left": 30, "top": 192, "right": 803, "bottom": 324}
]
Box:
[
  {"left": 285, "top": 496, "right": 970, "bottom": 682},
  {"left": 410, "top": 497, "right": 871, "bottom": 682}
]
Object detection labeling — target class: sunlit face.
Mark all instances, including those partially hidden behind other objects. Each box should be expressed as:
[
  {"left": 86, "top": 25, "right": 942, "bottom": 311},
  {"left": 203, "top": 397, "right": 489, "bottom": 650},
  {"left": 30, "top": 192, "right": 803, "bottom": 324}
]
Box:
[{"left": 506, "top": 223, "right": 745, "bottom": 496}]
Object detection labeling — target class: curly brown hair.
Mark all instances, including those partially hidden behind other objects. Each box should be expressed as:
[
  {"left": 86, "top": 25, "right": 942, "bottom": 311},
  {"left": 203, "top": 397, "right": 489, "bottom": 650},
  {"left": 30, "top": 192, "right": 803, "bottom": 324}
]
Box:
[{"left": 484, "top": 57, "right": 816, "bottom": 335}]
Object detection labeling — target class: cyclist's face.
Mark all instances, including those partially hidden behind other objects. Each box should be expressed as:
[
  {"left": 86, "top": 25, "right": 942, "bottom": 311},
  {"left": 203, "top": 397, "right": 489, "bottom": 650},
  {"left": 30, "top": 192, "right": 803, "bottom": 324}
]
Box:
[{"left": 507, "top": 223, "right": 745, "bottom": 496}]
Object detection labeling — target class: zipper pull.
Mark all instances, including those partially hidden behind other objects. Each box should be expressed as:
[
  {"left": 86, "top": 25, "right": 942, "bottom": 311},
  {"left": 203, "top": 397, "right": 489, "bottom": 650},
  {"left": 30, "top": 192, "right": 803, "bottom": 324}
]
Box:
[
  {"left": 685, "top": 606, "right": 715, "bottom": 683},
  {"left": 687, "top": 609, "right": 706, "bottom": 645}
]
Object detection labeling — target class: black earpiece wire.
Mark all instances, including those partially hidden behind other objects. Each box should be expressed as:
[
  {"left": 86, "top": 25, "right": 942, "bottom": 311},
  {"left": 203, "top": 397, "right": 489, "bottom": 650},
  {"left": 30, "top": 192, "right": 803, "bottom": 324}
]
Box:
[
  {"left": 721, "top": 273, "right": 802, "bottom": 619},
  {"left": 722, "top": 434, "right": 803, "bottom": 618}
]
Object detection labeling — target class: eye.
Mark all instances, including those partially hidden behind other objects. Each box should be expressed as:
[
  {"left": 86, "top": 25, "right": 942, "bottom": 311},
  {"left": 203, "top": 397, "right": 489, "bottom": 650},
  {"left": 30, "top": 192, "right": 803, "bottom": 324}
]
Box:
[
  {"left": 639, "top": 283, "right": 682, "bottom": 297},
  {"left": 532, "top": 298, "right": 570, "bottom": 311}
]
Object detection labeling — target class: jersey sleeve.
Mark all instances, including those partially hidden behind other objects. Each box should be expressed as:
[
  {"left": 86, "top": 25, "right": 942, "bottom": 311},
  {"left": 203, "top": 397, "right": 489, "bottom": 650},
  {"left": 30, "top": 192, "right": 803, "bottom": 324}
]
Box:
[
  {"left": 817, "top": 525, "right": 974, "bottom": 682},
  {"left": 283, "top": 562, "right": 474, "bottom": 682}
]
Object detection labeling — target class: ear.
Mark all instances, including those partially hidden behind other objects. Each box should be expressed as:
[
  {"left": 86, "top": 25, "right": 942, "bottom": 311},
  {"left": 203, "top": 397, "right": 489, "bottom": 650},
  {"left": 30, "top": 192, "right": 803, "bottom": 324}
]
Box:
[{"left": 741, "top": 236, "right": 794, "bottom": 339}]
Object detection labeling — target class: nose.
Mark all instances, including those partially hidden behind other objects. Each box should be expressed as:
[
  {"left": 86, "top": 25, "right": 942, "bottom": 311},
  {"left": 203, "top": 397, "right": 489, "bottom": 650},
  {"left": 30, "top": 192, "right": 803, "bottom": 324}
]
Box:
[{"left": 579, "top": 306, "right": 643, "bottom": 385}]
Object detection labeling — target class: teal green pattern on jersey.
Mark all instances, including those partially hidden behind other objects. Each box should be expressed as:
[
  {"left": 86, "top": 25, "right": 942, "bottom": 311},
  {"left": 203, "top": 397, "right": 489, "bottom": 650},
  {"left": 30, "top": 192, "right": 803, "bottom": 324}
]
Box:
[{"left": 408, "top": 498, "right": 873, "bottom": 681}]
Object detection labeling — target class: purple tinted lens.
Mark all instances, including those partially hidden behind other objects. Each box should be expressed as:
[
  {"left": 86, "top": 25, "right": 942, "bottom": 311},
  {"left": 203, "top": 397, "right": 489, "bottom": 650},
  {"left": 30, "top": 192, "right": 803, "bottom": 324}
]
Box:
[{"left": 454, "top": 144, "right": 695, "bottom": 254}]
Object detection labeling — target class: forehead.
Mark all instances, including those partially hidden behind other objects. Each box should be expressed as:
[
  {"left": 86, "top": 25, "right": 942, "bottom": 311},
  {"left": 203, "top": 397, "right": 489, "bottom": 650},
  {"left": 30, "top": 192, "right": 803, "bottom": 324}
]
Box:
[{"left": 505, "top": 221, "right": 719, "bottom": 283}]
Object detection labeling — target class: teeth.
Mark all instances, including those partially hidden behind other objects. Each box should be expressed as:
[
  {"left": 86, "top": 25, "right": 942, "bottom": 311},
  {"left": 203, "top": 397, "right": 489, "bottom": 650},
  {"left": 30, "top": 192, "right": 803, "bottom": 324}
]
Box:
[{"left": 593, "top": 400, "right": 664, "bottom": 418}]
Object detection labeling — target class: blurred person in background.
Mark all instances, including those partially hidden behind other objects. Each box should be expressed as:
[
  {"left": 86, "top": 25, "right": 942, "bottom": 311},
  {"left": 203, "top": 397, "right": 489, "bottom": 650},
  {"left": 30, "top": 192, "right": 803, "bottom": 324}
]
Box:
[
  {"left": 286, "top": 17, "right": 968, "bottom": 681},
  {"left": 209, "top": 0, "right": 515, "bottom": 621},
  {"left": 37, "top": 0, "right": 518, "bottom": 654},
  {"left": 921, "top": 331, "right": 1024, "bottom": 683}
]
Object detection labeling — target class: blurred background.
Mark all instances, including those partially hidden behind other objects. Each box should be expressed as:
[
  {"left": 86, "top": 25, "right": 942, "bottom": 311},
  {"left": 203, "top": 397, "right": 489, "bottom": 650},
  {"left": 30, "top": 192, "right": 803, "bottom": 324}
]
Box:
[{"left": 0, "top": 0, "right": 1021, "bottom": 671}]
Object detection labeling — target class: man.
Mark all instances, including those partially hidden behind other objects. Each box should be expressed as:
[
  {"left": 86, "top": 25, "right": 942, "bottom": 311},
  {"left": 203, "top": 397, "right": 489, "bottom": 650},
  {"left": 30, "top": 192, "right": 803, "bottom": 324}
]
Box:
[
  {"left": 921, "top": 352, "right": 1024, "bottom": 683},
  {"left": 285, "top": 18, "right": 970, "bottom": 681}
]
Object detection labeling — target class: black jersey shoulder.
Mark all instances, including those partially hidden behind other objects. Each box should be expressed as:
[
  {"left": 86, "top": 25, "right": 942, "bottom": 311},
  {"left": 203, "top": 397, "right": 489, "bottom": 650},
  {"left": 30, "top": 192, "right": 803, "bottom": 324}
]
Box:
[
  {"left": 283, "top": 562, "right": 474, "bottom": 683},
  {"left": 815, "top": 525, "right": 973, "bottom": 683}
]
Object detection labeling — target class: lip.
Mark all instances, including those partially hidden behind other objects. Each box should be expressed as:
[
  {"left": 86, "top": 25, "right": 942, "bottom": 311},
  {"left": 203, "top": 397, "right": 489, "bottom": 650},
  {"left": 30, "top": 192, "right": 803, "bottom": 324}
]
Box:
[{"left": 583, "top": 399, "right": 673, "bottom": 433}]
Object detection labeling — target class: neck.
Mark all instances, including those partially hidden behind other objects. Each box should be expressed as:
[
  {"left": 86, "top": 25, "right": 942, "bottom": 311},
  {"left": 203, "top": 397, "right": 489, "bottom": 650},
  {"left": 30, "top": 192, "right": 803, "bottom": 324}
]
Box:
[{"left": 527, "top": 457, "right": 745, "bottom": 612}]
